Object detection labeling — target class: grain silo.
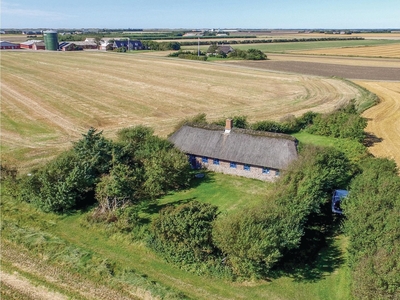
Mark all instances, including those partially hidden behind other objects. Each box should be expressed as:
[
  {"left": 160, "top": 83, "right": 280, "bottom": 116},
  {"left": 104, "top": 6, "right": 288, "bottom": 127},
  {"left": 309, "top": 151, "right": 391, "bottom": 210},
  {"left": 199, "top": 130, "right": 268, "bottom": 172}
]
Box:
[{"left": 43, "top": 30, "right": 59, "bottom": 51}]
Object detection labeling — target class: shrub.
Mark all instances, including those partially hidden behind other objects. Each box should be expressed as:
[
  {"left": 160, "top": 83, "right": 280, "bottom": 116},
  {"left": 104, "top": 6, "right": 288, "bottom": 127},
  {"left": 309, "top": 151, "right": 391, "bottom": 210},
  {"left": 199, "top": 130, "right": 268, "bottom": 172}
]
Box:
[
  {"left": 342, "top": 157, "right": 400, "bottom": 299},
  {"left": 150, "top": 201, "right": 219, "bottom": 265},
  {"left": 306, "top": 102, "right": 367, "bottom": 142}
]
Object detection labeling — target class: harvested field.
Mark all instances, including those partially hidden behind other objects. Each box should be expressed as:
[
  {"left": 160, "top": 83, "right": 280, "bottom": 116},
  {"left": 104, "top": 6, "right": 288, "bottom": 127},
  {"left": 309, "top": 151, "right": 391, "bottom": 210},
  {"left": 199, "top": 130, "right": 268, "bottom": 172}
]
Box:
[
  {"left": 295, "top": 43, "right": 400, "bottom": 58},
  {"left": 264, "top": 54, "right": 400, "bottom": 68},
  {"left": 356, "top": 81, "right": 400, "bottom": 167},
  {"left": 228, "top": 60, "right": 400, "bottom": 80},
  {"left": 1, "top": 51, "right": 361, "bottom": 169}
]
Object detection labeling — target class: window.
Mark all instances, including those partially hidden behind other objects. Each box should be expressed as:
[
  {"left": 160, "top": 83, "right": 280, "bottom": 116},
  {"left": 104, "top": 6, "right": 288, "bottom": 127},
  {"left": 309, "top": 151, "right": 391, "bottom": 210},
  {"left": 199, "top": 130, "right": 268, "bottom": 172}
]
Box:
[
  {"left": 202, "top": 157, "right": 208, "bottom": 163},
  {"left": 275, "top": 170, "right": 280, "bottom": 176},
  {"left": 230, "top": 162, "right": 237, "bottom": 168},
  {"left": 262, "top": 167, "right": 270, "bottom": 174},
  {"left": 213, "top": 159, "right": 220, "bottom": 165},
  {"left": 244, "top": 164, "right": 250, "bottom": 171}
]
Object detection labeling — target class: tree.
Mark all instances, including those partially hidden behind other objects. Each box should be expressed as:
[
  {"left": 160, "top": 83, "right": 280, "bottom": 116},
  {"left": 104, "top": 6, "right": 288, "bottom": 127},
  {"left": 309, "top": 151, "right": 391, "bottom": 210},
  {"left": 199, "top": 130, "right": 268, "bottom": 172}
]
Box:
[
  {"left": 245, "top": 49, "right": 267, "bottom": 60},
  {"left": 73, "top": 127, "right": 114, "bottom": 176},
  {"left": 95, "top": 163, "right": 143, "bottom": 213},
  {"left": 19, "top": 151, "right": 93, "bottom": 212}
]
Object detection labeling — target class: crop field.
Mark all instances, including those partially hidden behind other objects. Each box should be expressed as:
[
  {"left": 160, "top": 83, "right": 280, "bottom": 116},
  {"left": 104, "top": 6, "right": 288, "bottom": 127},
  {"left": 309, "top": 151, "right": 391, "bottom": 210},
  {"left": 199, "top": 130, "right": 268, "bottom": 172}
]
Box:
[
  {"left": 356, "top": 81, "right": 400, "bottom": 166},
  {"left": 229, "top": 59, "right": 400, "bottom": 81},
  {"left": 1, "top": 51, "right": 361, "bottom": 169},
  {"left": 182, "top": 39, "right": 400, "bottom": 53},
  {"left": 295, "top": 43, "right": 400, "bottom": 58}
]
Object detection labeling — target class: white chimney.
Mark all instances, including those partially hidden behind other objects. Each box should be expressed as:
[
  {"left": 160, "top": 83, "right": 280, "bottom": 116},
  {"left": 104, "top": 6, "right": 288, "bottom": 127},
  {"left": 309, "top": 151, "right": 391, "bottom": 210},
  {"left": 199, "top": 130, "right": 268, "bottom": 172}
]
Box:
[{"left": 225, "top": 119, "right": 233, "bottom": 133}]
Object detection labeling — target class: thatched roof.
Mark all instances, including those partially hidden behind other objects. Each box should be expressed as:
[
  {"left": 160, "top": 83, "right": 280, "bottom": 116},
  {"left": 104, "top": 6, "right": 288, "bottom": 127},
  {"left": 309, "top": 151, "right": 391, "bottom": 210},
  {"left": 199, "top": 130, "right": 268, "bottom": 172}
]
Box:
[{"left": 169, "top": 124, "right": 298, "bottom": 170}]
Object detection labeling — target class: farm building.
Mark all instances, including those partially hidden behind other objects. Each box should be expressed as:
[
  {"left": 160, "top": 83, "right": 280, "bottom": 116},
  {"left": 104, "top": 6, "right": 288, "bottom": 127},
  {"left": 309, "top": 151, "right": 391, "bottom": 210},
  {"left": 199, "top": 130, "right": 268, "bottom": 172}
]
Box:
[
  {"left": 99, "top": 40, "right": 111, "bottom": 50},
  {"left": 169, "top": 120, "right": 298, "bottom": 181},
  {"left": 20, "top": 40, "right": 44, "bottom": 49},
  {"left": 0, "top": 41, "right": 20, "bottom": 50},
  {"left": 207, "top": 45, "right": 234, "bottom": 55},
  {"left": 32, "top": 41, "right": 46, "bottom": 50},
  {"left": 59, "top": 42, "right": 82, "bottom": 51},
  {"left": 58, "top": 41, "right": 97, "bottom": 51},
  {"left": 113, "top": 40, "right": 143, "bottom": 50}
]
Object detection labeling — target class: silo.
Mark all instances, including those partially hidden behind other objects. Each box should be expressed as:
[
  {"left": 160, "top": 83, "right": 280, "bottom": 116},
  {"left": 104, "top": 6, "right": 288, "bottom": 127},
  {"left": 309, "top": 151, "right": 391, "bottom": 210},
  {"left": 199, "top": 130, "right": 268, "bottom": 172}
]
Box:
[{"left": 43, "top": 30, "right": 59, "bottom": 51}]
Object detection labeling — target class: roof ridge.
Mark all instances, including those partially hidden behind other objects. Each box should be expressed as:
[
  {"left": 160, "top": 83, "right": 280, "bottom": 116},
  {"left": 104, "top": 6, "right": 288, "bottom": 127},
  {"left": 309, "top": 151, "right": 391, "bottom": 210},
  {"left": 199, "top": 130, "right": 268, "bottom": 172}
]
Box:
[{"left": 183, "top": 122, "right": 297, "bottom": 141}]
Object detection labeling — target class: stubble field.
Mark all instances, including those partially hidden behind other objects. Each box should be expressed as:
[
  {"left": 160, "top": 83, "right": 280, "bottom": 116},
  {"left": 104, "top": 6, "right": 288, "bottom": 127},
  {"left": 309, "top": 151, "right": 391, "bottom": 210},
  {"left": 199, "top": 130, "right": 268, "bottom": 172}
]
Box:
[
  {"left": 1, "top": 51, "right": 361, "bottom": 169},
  {"left": 294, "top": 43, "right": 400, "bottom": 58},
  {"left": 356, "top": 81, "right": 400, "bottom": 165}
]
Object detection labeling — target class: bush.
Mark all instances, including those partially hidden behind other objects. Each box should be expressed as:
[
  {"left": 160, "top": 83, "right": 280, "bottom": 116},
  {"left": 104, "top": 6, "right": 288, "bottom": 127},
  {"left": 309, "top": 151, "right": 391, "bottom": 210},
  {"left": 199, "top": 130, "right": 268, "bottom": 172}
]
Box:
[
  {"left": 306, "top": 102, "right": 367, "bottom": 142},
  {"left": 227, "top": 49, "right": 267, "bottom": 60},
  {"left": 342, "top": 157, "right": 400, "bottom": 299},
  {"left": 150, "top": 201, "right": 219, "bottom": 265}
]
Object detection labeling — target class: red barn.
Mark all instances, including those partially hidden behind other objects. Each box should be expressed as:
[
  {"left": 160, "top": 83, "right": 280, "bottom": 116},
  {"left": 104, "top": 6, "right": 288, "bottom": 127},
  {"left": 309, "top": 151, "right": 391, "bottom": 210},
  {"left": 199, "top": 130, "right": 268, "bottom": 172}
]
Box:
[
  {"left": 20, "top": 40, "right": 44, "bottom": 49},
  {"left": 0, "top": 41, "right": 20, "bottom": 50}
]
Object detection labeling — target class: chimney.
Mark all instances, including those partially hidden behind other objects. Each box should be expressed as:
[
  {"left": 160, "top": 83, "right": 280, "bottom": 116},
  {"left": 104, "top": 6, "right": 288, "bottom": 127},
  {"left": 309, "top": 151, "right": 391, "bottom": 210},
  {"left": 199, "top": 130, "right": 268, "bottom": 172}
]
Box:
[{"left": 225, "top": 119, "right": 233, "bottom": 133}]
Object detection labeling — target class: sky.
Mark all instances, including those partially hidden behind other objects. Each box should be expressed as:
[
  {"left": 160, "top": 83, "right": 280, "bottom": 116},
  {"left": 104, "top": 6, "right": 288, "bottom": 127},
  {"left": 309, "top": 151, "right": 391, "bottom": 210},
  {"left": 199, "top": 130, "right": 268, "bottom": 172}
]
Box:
[{"left": 1, "top": 0, "right": 399, "bottom": 29}]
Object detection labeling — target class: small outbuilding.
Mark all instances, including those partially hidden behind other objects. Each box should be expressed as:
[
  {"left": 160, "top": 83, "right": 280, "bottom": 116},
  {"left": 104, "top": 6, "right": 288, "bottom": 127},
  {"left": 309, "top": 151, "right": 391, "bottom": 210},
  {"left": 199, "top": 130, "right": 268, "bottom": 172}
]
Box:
[{"left": 169, "top": 120, "right": 298, "bottom": 181}]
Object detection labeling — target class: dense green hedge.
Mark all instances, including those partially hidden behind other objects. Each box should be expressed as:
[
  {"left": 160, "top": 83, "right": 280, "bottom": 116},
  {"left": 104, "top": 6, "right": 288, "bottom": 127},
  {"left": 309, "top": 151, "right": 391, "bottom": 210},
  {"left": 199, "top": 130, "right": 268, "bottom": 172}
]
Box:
[{"left": 343, "top": 158, "right": 400, "bottom": 299}]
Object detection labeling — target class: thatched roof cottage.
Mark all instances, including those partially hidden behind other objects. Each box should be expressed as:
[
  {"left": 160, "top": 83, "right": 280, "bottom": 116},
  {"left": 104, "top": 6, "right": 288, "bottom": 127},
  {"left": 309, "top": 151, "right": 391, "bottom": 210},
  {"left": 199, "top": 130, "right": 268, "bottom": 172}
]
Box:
[{"left": 169, "top": 120, "right": 298, "bottom": 181}]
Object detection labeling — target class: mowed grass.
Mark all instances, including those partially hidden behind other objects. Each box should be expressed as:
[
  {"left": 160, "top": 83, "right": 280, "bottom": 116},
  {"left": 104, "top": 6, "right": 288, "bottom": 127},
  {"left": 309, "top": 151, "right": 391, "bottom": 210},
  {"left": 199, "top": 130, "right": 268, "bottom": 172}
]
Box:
[
  {"left": 1, "top": 51, "right": 361, "bottom": 169},
  {"left": 145, "top": 172, "right": 273, "bottom": 220},
  {"left": 1, "top": 171, "right": 352, "bottom": 300}
]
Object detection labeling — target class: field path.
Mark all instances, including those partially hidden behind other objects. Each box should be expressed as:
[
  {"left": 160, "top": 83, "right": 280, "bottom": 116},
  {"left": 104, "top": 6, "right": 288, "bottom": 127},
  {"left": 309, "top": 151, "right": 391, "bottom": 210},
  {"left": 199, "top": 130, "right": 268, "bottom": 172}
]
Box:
[
  {"left": 356, "top": 81, "right": 400, "bottom": 166},
  {"left": 1, "top": 271, "right": 68, "bottom": 300}
]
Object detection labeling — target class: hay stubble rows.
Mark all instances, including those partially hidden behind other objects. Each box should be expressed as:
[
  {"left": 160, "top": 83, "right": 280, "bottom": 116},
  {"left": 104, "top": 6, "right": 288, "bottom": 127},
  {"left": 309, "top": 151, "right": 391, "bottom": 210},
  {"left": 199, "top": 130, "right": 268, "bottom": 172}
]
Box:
[{"left": 1, "top": 51, "right": 361, "bottom": 168}]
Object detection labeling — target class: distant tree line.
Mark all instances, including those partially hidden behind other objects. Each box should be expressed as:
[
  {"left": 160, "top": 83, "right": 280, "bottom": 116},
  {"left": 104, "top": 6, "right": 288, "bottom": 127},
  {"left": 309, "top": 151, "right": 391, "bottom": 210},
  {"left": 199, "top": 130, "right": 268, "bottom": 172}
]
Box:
[
  {"left": 168, "top": 50, "right": 208, "bottom": 61},
  {"left": 212, "top": 101, "right": 368, "bottom": 142},
  {"left": 168, "top": 48, "right": 267, "bottom": 61},
  {"left": 180, "top": 37, "right": 364, "bottom": 46}
]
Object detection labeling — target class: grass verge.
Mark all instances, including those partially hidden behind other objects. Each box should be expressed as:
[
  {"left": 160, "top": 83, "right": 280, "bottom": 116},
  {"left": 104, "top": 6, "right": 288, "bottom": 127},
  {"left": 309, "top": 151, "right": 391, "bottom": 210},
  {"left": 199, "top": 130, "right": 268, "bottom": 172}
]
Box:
[{"left": 1, "top": 170, "right": 352, "bottom": 299}]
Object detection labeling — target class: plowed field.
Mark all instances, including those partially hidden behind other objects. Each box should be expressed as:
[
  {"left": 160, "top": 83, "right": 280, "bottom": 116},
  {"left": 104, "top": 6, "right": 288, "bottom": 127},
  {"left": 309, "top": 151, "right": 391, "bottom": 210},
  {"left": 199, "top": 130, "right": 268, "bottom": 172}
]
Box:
[{"left": 1, "top": 51, "right": 361, "bottom": 169}]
